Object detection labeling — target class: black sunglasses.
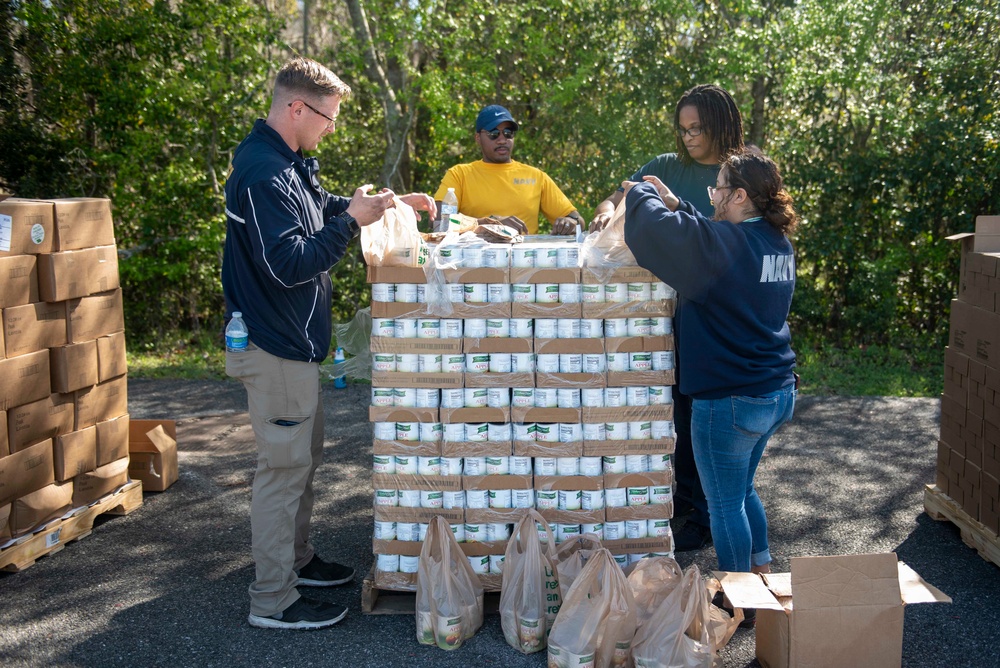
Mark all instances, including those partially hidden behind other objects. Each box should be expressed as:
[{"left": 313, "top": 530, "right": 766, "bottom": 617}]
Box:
[
  {"left": 480, "top": 128, "right": 516, "bottom": 140},
  {"left": 289, "top": 100, "right": 336, "bottom": 129}
]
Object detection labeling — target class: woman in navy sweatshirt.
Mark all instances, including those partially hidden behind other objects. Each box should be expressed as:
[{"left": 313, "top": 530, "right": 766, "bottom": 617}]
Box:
[{"left": 622, "top": 147, "right": 798, "bottom": 577}]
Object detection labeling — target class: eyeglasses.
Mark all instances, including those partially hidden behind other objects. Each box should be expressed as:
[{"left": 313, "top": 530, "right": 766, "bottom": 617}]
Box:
[
  {"left": 480, "top": 128, "right": 516, "bottom": 140},
  {"left": 677, "top": 125, "right": 704, "bottom": 138},
  {"left": 707, "top": 185, "right": 733, "bottom": 204},
  {"left": 290, "top": 100, "right": 337, "bottom": 130}
]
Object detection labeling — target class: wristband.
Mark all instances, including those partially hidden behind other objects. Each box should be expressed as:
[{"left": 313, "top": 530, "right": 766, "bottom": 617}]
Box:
[{"left": 339, "top": 211, "right": 360, "bottom": 238}]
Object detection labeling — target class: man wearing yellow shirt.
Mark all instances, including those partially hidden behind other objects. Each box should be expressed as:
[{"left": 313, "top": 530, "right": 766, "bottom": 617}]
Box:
[{"left": 434, "top": 105, "right": 584, "bottom": 235}]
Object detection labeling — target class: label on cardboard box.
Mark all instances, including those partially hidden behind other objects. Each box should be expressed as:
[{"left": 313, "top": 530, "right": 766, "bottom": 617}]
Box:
[
  {"left": 583, "top": 438, "right": 675, "bottom": 456},
  {"left": 0, "top": 199, "right": 54, "bottom": 255},
  {"left": 370, "top": 337, "right": 463, "bottom": 355},
  {"left": 370, "top": 371, "right": 464, "bottom": 389},
  {"left": 581, "top": 300, "right": 674, "bottom": 319},
  {"left": 3, "top": 301, "right": 67, "bottom": 357},
  {"left": 581, "top": 266, "right": 657, "bottom": 284},
  {"left": 534, "top": 338, "right": 604, "bottom": 355},
  {"left": 371, "top": 473, "right": 462, "bottom": 492}
]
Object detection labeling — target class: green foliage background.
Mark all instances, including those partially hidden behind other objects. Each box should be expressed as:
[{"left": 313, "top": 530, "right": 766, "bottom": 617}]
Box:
[{"left": 3, "top": 0, "right": 999, "bottom": 374}]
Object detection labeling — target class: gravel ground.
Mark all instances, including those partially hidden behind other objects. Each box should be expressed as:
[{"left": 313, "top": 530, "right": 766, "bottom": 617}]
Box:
[{"left": 0, "top": 380, "right": 996, "bottom": 667}]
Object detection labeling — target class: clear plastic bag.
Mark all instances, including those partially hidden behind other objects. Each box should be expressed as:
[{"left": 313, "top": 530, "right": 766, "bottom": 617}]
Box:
[
  {"left": 329, "top": 305, "right": 372, "bottom": 381},
  {"left": 547, "top": 547, "right": 637, "bottom": 668},
  {"left": 627, "top": 556, "right": 685, "bottom": 628},
  {"left": 580, "top": 197, "right": 637, "bottom": 283},
  {"left": 361, "top": 196, "right": 428, "bottom": 267},
  {"left": 629, "top": 564, "right": 715, "bottom": 668},
  {"left": 415, "top": 516, "right": 485, "bottom": 650},
  {"left": 551, "top": 532, "right": 604, "bottom": 601},
  {"left": 499, "top": 510, "right": 560, "bottom": 653}
]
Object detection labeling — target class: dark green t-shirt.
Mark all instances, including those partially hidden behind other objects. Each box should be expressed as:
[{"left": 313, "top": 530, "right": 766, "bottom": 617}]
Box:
[{"left": 626, "top": 153, "right": 719, "bottom": 218}]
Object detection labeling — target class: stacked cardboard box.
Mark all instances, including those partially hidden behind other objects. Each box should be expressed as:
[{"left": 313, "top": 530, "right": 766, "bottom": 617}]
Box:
[
  {"left": 940, "top": 216, "right": 1000, "bottom": 535},
  {"left": 365, "top": 238, "right": 677, "bottom": 592},
  {"left": 0, "top": 197, "right": 131, "bottom": 544}
]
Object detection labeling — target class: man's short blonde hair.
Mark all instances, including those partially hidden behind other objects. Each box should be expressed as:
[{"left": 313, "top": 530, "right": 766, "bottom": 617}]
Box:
[{"left": 274, "top": 58, "right": 352, "bottom": 101}]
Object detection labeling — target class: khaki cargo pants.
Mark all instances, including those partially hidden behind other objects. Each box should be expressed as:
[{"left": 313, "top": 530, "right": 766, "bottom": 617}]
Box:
[{"left": 226, "top": 343, "right": 324, "bottom": 617}]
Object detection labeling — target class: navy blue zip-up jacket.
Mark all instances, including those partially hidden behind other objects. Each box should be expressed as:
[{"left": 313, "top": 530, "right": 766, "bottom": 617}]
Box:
[
  {"left": 624, "top": 182, "right": 796, "bottom": 400},
  {"left": 223, "top": 119, "right": 355, "bottom": 363}
]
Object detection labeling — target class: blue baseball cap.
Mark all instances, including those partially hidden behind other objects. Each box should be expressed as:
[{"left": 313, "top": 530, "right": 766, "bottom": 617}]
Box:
[{"left": 475, "top": 105, "right": 519, "bottom": 132}]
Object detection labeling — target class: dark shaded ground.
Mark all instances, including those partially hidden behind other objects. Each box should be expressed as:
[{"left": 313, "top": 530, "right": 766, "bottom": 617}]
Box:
[{"left": 1, "top": 380, "right": 995, "bottom": 667}]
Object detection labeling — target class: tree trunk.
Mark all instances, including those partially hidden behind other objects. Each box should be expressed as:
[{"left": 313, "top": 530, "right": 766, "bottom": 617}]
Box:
[{"left": 749, "top": 74, "right": 769, "bottom": 148}]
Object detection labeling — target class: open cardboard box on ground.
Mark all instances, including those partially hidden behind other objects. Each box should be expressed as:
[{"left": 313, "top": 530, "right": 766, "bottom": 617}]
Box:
[
  {"left": 127, "top": 419, "right": 177, "bottom": 491},
  {"left": 715, "top": 553, "right": 950, "bottom": 668}
]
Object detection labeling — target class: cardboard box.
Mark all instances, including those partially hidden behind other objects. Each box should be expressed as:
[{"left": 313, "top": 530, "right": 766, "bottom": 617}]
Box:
[
  {"left": 9, "top": 480, "right": 74, "bottom": 537},
  {"left": 371, "top": 473, "right": 463, "bottom": 492},
  {"left": 973, "top": 215, "right": 1000, "bottom": 253},
  {"left": 581, "top": 266, "right": 657, "bottom": 284},
  {"left": 369, "top": 406, "right": 439, "bottom": 423},
  {"left": 96, "top": 414, "right": 130, "bottom": 466},
  {"left": 6, "top": 392, "right": 75, "bottom": 453},
  {"left": 3, "top": 301, "right": 67, "bottom": 357},
  {"left": 372, "top": 439, "right": 440, "bottom": 457},
  {"left": 0, "top": 409, "right": 6, "bottom": 458},
  {"left": 38, "top": 245, "right": 120, "bottom": 302},
  {"left": 0, "top": 502, "right": 10, "bottom": 541},
  {"left": 54, "top": 426, "right": 98, "bottom": 482},
  {"left": 509, "top": 267, "right": 581, "bottom": 284},
  {"left": 0, "top": 198, "right": 55, "bottom": 255},
  {"left": 0, "top": 254, "right": 38, "bottom": 308},
  {"left": 50, "top": 197, "right": 115, "bottom": 251},
  {"left": 438, "top": 406, "right": 510, "bottom": 423},
  {"left": 463, "top": 372, "right": 535, "bottom": 388},
  {"left": 536, "top": 371, "right": 607, "bottom": 389},
  {"left": 96, "top": 331, "right": 128, "bottom": 382},
  {"left": 462, "top": 337, "right": 533, "bottom": 354},
  {"left": 128, "top": 419, "right": 177, "bottom": 491},
  {"left": 441, "top": 440, "right": 513, "bottom": 458},
  {"left": 50, "top": 340, "right": 100, "bottom": 393},
  {"left": 72, "top": 456, "right": 129, "bottom": 506},
  {"left": 75, "top": 375, "right": 128, "bottom": 430},
  {"left": 716, "top": 553, "right": 950, "bottom": 668},
  {"left": 370, "top": 371, "right": 463, "bottom": 389},
  {"left": 370, "top": 337, "right": 463, "bottom": 355},
  {"left": 366, "top": 266, "right": 427, "bottom": 284},
  {"left": 583, "top": 438, "right": 676, "bottom": 456},
  {"left": 0, "top": 439, "right": 55, "bottom": 505},
  {"left": 581, "top": 300, "right": 675, "bottom": 319},
  {"left": 66, "top": 288, "right": 124, "bottom": 343},
  {"left": 0, "top": 350, "right": 51, "bottom": 412}
]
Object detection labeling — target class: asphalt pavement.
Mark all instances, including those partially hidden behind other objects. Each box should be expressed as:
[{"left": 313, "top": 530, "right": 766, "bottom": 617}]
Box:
[{"left": 1, "top": 379, "right": 997, "bottom": 667}]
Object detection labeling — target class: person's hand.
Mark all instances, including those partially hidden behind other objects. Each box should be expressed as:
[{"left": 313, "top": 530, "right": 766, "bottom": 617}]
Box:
[
  {"left": 552, "top": 216, "right": 578, "bottom": 236},
  {"left": 398, "top": 193, "right": 437, "bottom": 221},
  {"left": 346, "top": 185, "right": 396, "bottom": 226},
  {"left": 478, "top": 215, "right": 528, "bottom": 234},
  {"left": 589, "top": 212, "right": 612, "bottom": 232},
  {"left": 641, "top": 175, "right": 680, "bottom": 210}
]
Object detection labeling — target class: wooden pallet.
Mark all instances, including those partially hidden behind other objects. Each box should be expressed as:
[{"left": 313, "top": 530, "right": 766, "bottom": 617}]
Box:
[
  {"left": 0, "top": 480, "right": 144, "bottom": 573},
  {"left": 361, "top": 565, "right": 502, "bottom": 614},
  {"left": 924, "top": 483, "right": 1000, "bottom": 568}
]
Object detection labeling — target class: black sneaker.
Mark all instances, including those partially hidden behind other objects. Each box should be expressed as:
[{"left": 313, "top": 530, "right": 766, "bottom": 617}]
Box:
[
  {"left": 248, "top": 597, "right": 348, "bottom": 630},
  {"left": 673, "top": 521, "right": 713, "bottom": 552},
  {"left": 673, "top": 497, "right": 695, "bottom": 520},
  {"left": 296, "top": 554, "right": 355, "bottom": 587}
]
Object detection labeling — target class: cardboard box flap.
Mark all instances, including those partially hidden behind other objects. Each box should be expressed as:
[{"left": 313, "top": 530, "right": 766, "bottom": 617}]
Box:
[
  {"left": 136, "top": 424, "right": 175, "bottom": 455},
  {"left": 714, "top": 571, "right": 784, "bottom": 611},
  {"left": 946, "top": 232, "right": 974, "bottom": 242},
  {"left": 791, "top": 553, "right": 901, "bottom": 610},
  {"left": 762, "top": 571, "right": 793, "bottom": 599},
  {"left": 897, "top": 561, "right": 952, "bottom": 605}
]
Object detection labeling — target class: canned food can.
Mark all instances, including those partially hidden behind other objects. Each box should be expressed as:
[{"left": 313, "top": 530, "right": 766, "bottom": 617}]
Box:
[
  {"left": 510, "top": 456, "right": 533, "bottom": 475},
  {"left": 650, "top": 486, "right": 673, "bottom": 505},
  {"left": 466, "top": 353, "right": 490, "bottom": 373},
  {"left": 415, "top": 388, "right": 440, "bottom": 408},
  {"left": 627, "top": 317, "right": 653, "bottom": 337},
  {"left": 372, "top": 317, "right": 395, "bottom": 337},
  {"left": 486, "top": 456, "right": 511, "bottom": 475},
  {"left": 512, "top": 388, "right": 535, "bottom": 407},
  {"left": 395, "top": 354, "right": 419, "bottom": 373},
  {"left": 655, "top": 351, "right": 675, "bottom": 370},
  {"left": 604, "top": 520, "right": 626, "bottom": 540},
  {"left": 487, "top": 523, "right": 512, "bottom": 541},
  {"left": 535, "top": 283, "right": 561, "bottom": 303},
  {"left": 626, "top": 454, "right": 649, "bottom": 472},
  {"left": 533, "top": 423, "right": 559, "bottom": 442},
  {"left": 488, "top": 353, "right": 512, "bottom": 373},
  {"left": 534, "top": 318, "right": 557, "bottom": 338},
  {"left": 603, "top": 455, "right": 626, "bottom": 474},
  {"left": 535, "top": 488, "right": 558, "bottom": 509},
  {"left": 443, "top": 355, "right": 466, "bottom": 374},
  {"left": 395, "top": 283, "right": 418, "bottom": 303},
  {"left": 513, "top": 423, "right": 535, "bottom": 441},
  {"left": 420, "top": 490, "right": 444, "bottom": 508},
  {"left": 489, "top": 488, "right": 513, "bottom": 508},
  {"left": 605, "top": 352, "right": 629, "bottom": 371},
  {"left": 626, "top": 386, "right": 649, "bottom": 406},
  {"left": 395, "top": 421, "right": 419, "bottom": 441},
  {"left": 651, "top": 420, "right": 674, "bottom": 440},
  {"left": 559, "top": 423, "right": 583, "bottom": 443},
  {"left": 556, "top": 318, "right": 580, "bottom": 339},
  {"left": 372, "top": 353, "right": 396, "bottom": 372},
  {"left": 604, "top": 283, "right": 628, "bottom": 303},
  {"left": 628, "top": 486, "right": 650, "bottom": 506},
  {"left": 417, "top": 318, "right": 440, "bottom": 338},
  {"left": 373, "top": 455, "right": 395, "bottom": 474},
  {"left": 371, "top": 387, "right": 395, "bottom": 407},
  {"left": 511, "top": 247, "right": 536, "bottom": 268},
  {"left": 487, "top": 387, "right": 511, "bottom": 407},
  {"left": 464, "top": 387, "right": 489, "bottom": 408},
  {"left": 488, "top": 284, "right": 512, "bottom": 303},
  {"left": 416, "top": 284, "right": 427, "bottom": 303},
  {"left": 376, "top": 554, "right": 399, "bottom": 572},
  {"left": 652, "top": 281, "right": 675, "bottom": 299},
  {"left": 465, "top": 422, "right": 489, "bottom": 442},
  {"left": 605, "top": 488, "right": 627, "bottom": 508},
  {"left": 557, "top": 245, "right": 580, "bottom": 268},
  {"left": 581, "top": 353, "right": 606, "bottom": 373},
  {"left": 464, "top": 318, "right": 487, "bottom": 337},
  {"left": 648, "top": 385, "right": 671, "bottom": 405},
  {"left": 556, "top": 523, "right": 582, "bottom": 543},
  {"left": 489, "top": 554, "right": 506, "bottom": 574},
  {"left": 559, "top": 353, "right": 583, "bottom": 373},
  {"left": 463, "top": 246, "right": 485, "bottom": 268},
  {"left": 581, "top": 489, "right": 605, "bottom": 510},
  {"left": 511, "top": 352, "right": 535, "bottom": 373},
  {"left": 628, "top": 421, "right": 652, "bottom": 441},
  {"left": 464, "top": 524, "right": 486, "bottom": 542},
  {"left": 371, "top": 283, "right": 395, "bottom": 302},
  {"left": 535, "top": 354, "right": 559, "bottom": 374},
  {"left": 441, "top": 319, "right": 463, "bottom": 338},
  {"left": 581, "top": 522, "right": 604, "bottom": 539},
  {"left": 579, "top": 318, "right": 603, "bottom": 338},
  {"left": 450, "top": 523, "right": 466, "bottom": 542},
  {"left": 418, "top": 354, "right": 442, "bottom": 373},
  {"left": 581, "top": 388, "right": 604, "bottom": 407},
  {"left": 373, "top": 421, "right": 396, "bottom": 440},
  {"left": 398, "top": 490, "right": 422, "bottom": 507},
  {"left": 558, "top": 283, "right": 582, "bottom": 303},
  {"left": 648, "top": 518, "right": 672, "bottom": 537},
  {"left": 605, "top": 422, "right": 629, "bottom": 440},
  {"left": 629, "top": 352, "right": 653, "bottom": 371},
  {"left": 394, "top": 387, "right": 417, "bottom": 407},
  {"left": 649, "top": 452, "right": 672, "bottom": 471},
  {"left": 442, "top": 423, "right": 466, "bottom": 442},
  {"left": 627, "top": 282, "right": 652, "bottom": 302},
  {"left": 558, "top": 489, "right": 583, "bottom": 511},
  {"left": 440, "top": 458, "right": 464, "bottom": 477},
  {"left": 465, "top": 489, "right": 489, "bottom": 508},
  {"left": 446, "top": 283, "right": 466, "bottom": 303},
  {"left": 417, "top": 456, "right": 441, "bottom": 476},
  {"left": 626, "top": 519, "right": 648, "bottom": 539},
  {"left": 649, "top": 317, "right": 668, "bottom": 336},
  {"left": 535, "top": 458, "right": 558, "bottom": 477},
  {"left": 488, "top": 422, "right": 513, "bottom": 441},
  {"left": 393, "top": 318, "right": 417, "bottom": 338},
  {"left": 557, "top": 388, "right": 581, "bottom": 408},
  {"left": 469, "top": 555, "right": 492, "bottom": 574},
  {"left": 535, "top": 246, "right": 559, "bottom": 268},
  {"left": 579, "top": 456, "right": 603, "bottom": 476},
  {"left": 440, "top": 387, "right": 465, "bottom": 408},
  {"left": 394, "top": 455, "right": 418, "bottom": 474},
  {"left": 513, "top": 488, "right": 535, "bottom": 508},
  {"left": 604, "top": 318, "right": 627, "bottom": 337},
  {"left": 583, "top": 423, "right": 606, "bottom": 442},
  {"left": 419, "top": 422, "right": 443, "bottom": 442},
  {"left": 534, "top": 388, "right": 559, "bottom": 409},
  {"left": 511, "top": 283, "right": 536, "bottom": 303},
  {"left": 556, "top": 457, "right": 580, "bottom": 476},
  {"left": 510, "top": 319, "right": 534, "bottom": 338},
  {"left": 581, "top": 284, "right": 605, "bottom": 303}
]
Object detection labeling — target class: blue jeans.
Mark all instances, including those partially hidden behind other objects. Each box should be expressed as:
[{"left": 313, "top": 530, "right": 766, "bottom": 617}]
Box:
[{"left": 691, "top": 386, "right": 796, "bottom": 572}]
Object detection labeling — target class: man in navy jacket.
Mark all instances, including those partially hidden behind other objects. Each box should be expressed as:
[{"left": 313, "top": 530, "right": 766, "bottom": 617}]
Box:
[{"left": 223, "top": 57, "right": 434, "bottom": 630}]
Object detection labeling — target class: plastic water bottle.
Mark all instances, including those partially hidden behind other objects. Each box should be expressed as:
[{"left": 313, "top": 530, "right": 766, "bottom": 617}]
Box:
[
  {"left": 439, "top": 187, "right": 459, "bottom": 232},
  {"left": 333, "top": 347, "right": 347, "bottom": 388},
  {"left": 225, "top": 311, "right": 248, "bottom": 352}
]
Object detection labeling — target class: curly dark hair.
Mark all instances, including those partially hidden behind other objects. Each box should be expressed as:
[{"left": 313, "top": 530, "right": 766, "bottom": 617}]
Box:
[
  {"left": 723, "top": 146, "right": 798, "bottom": 236},
  {"left": 674, "top": 84, "right": 744, "bottom": 165}
]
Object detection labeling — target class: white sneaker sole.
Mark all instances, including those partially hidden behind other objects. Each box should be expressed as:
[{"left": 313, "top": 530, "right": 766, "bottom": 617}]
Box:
[
  {"left": 296, "top": 572, "right": 355, "bottom": 587},
  {"left": 247, "top": 606, "right": 347, "bottom": 630}
]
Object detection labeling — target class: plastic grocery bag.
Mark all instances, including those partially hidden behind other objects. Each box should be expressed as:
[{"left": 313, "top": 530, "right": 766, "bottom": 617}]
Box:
[
  {"left": 580, "top": 197, "right": 637, "bottom": 283},
  {"left": 629, "top": 564, "right": 715, "bottom": 668},
  {"left": 547, "top": 548, "right": 637, "bottom": 668},
  {"left": 551, "top": 532, "right": 603, "bottom": 601},
  {"left": 361, "top": 196, "right": 428, "bottom": 267},
  {"left": 500, "top": 511, "right": 560, "bottom": 653},
  {"left": 415, "top": 516, "right": 484, "bottom": 650},
  {"left": 627, "top": 556, "right": 685, "bottom": 628}
]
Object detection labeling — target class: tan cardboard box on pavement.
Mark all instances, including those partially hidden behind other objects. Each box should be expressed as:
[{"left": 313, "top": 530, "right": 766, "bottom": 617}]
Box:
[
  {"left": 127, "top": 420, "right": 177, "bottom": 492},
  {"left": 716, "top": 553, "right": 951, "bottom": 668}
]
